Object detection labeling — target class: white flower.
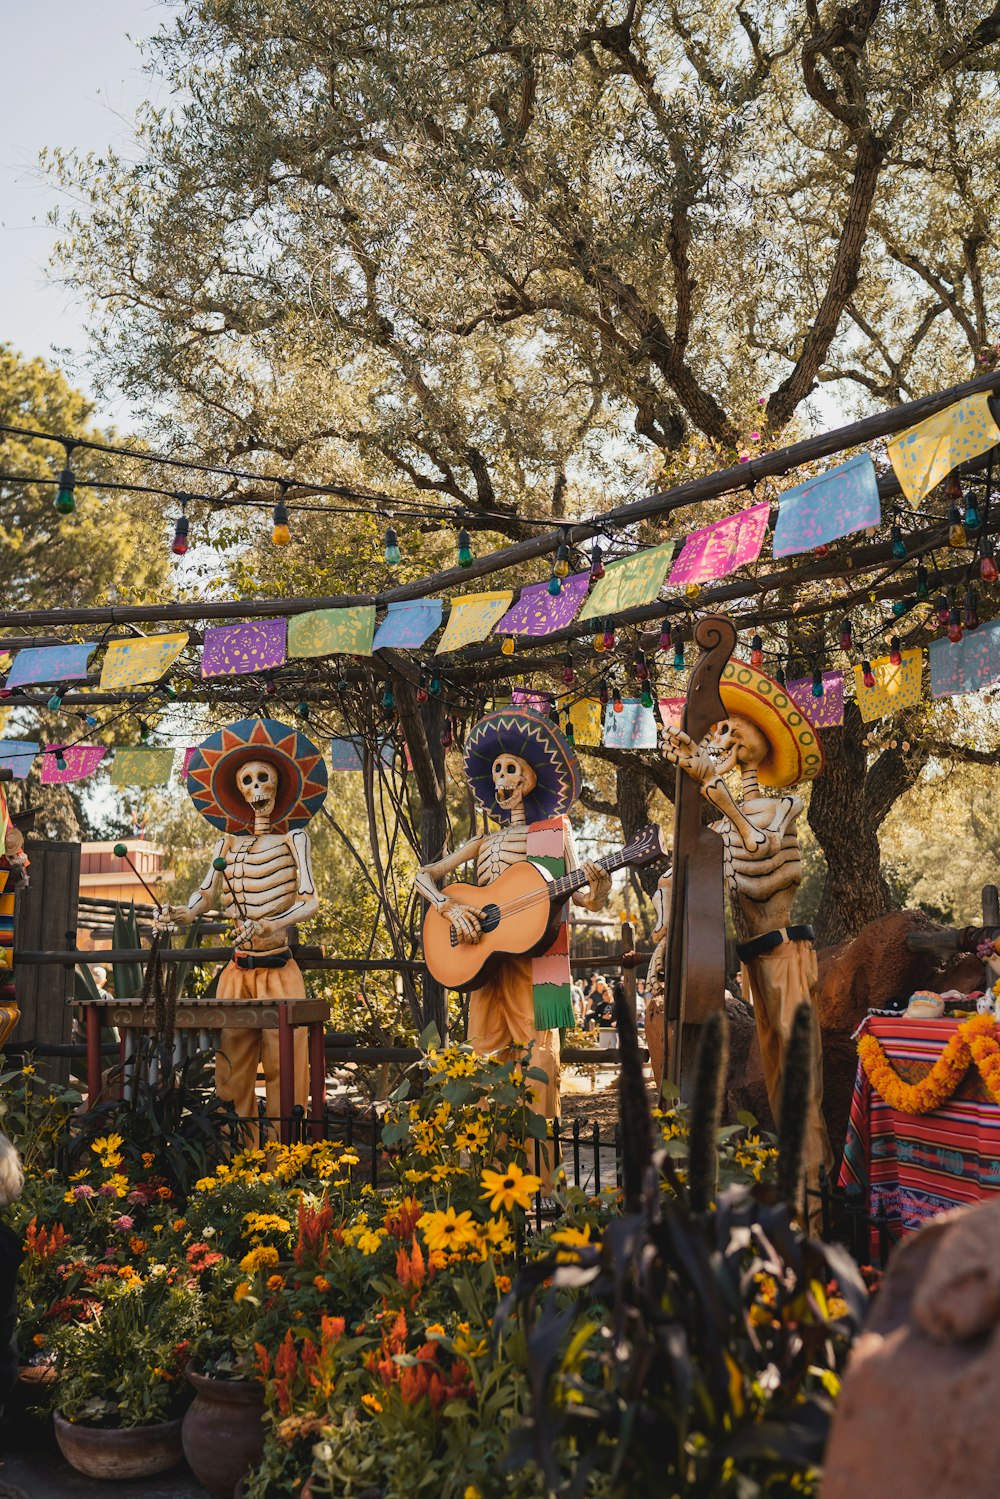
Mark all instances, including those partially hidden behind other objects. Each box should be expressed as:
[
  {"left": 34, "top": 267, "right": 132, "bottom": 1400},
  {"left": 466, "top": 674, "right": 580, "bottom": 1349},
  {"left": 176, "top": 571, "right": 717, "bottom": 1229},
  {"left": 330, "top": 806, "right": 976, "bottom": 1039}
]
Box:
[
  {"left": 202, "top": 1226, "right": 216, "bottom": 1238},
  {"left": 150, "top": 1263, "right": 167, "bottom": 1276}
]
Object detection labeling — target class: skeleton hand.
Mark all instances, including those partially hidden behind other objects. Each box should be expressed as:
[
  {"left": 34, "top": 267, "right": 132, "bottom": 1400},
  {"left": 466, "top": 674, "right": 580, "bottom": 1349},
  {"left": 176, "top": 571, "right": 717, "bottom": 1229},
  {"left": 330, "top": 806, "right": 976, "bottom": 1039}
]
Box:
[
  {"left": 576, "top": 859, "right": 612, "bottom": 912},
  {"left": 662, "top": 727, "right": 720, "bottom": 787},
  {"left": 233, "top": 916, "right": 274, "bottom": 946},
  {"left": 153, "top": 904, "right": 191, "bottom": 933},
  {"left": 441, "top": 899, "right": 484, "bottom": 945}
]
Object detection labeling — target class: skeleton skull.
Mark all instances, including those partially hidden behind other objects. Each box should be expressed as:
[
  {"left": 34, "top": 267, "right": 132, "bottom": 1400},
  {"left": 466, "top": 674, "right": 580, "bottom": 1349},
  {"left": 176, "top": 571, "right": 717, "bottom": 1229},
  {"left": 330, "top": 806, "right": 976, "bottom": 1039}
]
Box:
[
  {"left": 237, "top": 759, "right": 278, "bottom": 818},
  {"left": 704, "top": 714, "right": 769, "bottom": 775},
  {"left": 492, "top": 753, "right": 537, "bottom": 813}
]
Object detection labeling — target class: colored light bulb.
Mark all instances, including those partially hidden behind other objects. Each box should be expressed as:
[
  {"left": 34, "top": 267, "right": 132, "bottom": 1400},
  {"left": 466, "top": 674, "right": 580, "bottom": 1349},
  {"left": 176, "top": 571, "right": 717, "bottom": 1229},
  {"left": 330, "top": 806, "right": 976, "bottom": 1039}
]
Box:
[
  {"left": 965, "top": 587, "right": 980, "bottom": 631},
  {"left": 861, "top": 660, "right": 875, "bottom": 689},
  {"left": 55, "top": 750, "right": 67, "bottom": 771},
  {"left": 839, "top": 618, "right": 853, "bottom": 652},
  {"left": 47, "top": 693, "right": 62, "bottom": 711},
  {"left": 812, "top": 543, "right": 830, "bottom": 558},
  {"left": 750, "top": 633, "right": 763, "bottom": 670},
  {"left": 590, "top": 543, "right": 605, "bottom": 582},
  {"left": 113, "top": 843, "right": 129, "bottom": 858},
  {"left": 441, "top": 721, "right": 453, "bottom": 749},
  {"left": 890, "top": 523, "right": 906, "bottom": 559},
  {"left": 612, "top": 688, "right": 624, "bottom": 713},
  {"left": 980, "top": 542, "right": 998, "bottom": 583},
  {"left": 946, "top": 474, "right": 963, "bottom": 501},
  {"left": 416, "top": 672, "right": 429, "bottom": 704},
  {"left": 593, "top": 631, "right": 606, "bottom": 654},
  {"left": 429, "top": 675, "right": 441, "bottom": 696},
  {"left": 457, "top": 528, "right": 473, "bottom": 567},
  {"left": 602, "top": 621, "right": 615, "bottom": 651},
  {"left": 554, "top": 542, "right": 571, "bottom": 579},
  {"left": 297, "top": 701, "right": 311, "bottom": 720},
  {"left": 172, "top": 513, "right": 190, "bottom": 555},
  {"left": 916, "top": 564, "right": 930, "bottom": 601},
  {"left": 85, "top": 714, "right": 97, "bottom": 727},
  {"left": 635, "top": 651, "right": 648, "bottom": 681},
  {"left": 684, "top": 582, "right": 701, "bottom": 600},
  {"left": 641, "top": 685, "right": 653, "bottom": 709},
  {"left": 599, "top": 683, "right": 609, "bottom": 708},
  {"left": 139, "top": 720, "right": 151, "bottom": 740},
  {"left": 891, "top": 598, "right": 911, "bottom": 617},
  {"left": 672, "top": 649, "right": 684, "bottom": 671},
  {"left": 935, "top": 594, "right": 949, "bottom": 625},
  {"left": 658, "top": 621, "right": 671, "bottom": 651},
  {"left": 564, "top": 719, "right": 575, "bottom": 742},
  {"left": 889, "top": 636, "right": 902, "bottom": 666},
  {"left": 562, "top": 655, "right": 574, "bottom": 686},
  {"left": 964, "top": 495, "right": 980, "bottom": 532},
  {"left": 775, "top": 664, "right": 786, "bottom": 687},
  {"left": 54, "top": 462, "right": 75, "bottom": 515},
  {"left": 547, "top": 573, "right": 562, "bottom": 596},
  {"left": 384, "top": 527, "right": 402, "bottom": 566},
  {"left": 947, "top": 608, "right": 963, "bottom": 643},
  {"left": 264, "top": 677, "right": 277, "bottom": 696},
  {"left": 948, "top": 506, "right": 966, "bottom": 547},
  {"left": 501, "top": 635, "right": 515, "bottom": 656},
  {"left": 382, "top": 686, "right": 395, "bottom": 710},
  {"left": 811, "top": 668, "right": 824, "bottom": 698},
  {"left": 271, "top": 503, "right": 290, "bottom": 547}
]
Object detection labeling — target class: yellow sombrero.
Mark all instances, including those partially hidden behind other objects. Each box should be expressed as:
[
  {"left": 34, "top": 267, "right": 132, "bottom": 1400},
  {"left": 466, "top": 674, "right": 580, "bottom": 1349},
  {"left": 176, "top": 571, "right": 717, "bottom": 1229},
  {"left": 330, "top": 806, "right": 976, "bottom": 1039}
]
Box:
[{"left": 719, "top": 660, "right": 824, "bottom": 789}]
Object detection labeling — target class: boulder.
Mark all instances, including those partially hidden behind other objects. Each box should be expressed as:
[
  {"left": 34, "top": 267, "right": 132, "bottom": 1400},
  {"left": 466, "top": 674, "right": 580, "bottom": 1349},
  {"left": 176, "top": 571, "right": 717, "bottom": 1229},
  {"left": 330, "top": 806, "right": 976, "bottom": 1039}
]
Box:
[{"left": 823, "top": 1196, "right": 1000, "bottom": 1499}]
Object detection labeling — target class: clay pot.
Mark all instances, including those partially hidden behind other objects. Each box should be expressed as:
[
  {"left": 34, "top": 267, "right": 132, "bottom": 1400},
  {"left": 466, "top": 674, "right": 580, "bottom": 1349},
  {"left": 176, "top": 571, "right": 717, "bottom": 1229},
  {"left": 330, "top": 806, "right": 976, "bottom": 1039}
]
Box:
[
  {"left": 182, "top": 1368, "right": 266, "bottom": 1499},
  {"left": 53, "top": 1410, "right": 184, "bottom": 1479}
]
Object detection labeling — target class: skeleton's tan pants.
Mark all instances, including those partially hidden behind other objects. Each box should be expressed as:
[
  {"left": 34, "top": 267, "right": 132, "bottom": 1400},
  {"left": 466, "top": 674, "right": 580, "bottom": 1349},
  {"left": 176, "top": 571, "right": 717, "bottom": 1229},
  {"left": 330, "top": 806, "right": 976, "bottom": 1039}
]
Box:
[
  {"left": 214, "top": 958, "right": 309, "bottom": 1127},
  {"left": 740, "top": 941, "right": 833, "bottom": 1193},
  {"left": 469, "top": 955, "right": 559, "bottom": 1184}
]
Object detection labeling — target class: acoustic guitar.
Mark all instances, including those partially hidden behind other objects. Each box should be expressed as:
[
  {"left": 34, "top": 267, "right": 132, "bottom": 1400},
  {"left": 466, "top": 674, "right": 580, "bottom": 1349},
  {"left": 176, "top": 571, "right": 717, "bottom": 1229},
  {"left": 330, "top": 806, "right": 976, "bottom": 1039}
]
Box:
[{"left": 422, "top": 822, "right": 666, "bottom": 989}]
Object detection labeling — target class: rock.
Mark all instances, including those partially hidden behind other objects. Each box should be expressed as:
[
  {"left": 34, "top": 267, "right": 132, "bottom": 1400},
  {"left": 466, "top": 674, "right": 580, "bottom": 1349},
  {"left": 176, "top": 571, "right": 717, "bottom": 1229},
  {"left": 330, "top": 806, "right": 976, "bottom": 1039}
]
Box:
[{"left": 823, "top": 1197, "right": 1000, "bottom": 1499}]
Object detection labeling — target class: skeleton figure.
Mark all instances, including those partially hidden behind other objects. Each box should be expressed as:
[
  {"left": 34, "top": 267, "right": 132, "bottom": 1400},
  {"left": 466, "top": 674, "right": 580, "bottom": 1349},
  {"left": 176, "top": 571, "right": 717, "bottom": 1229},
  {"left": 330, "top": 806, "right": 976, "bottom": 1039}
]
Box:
[
  {"left": 155, "top": 757, "right": 318, "bottom": 1124},
  {"left": 156, "top": 760, "right": 318, "bottom": 947},
  {"left": 664, "top": 712, "right": 833, "bottom": 1192},
  {"left": 415, "top": 749, "right": 611, "bottom": 1143}
]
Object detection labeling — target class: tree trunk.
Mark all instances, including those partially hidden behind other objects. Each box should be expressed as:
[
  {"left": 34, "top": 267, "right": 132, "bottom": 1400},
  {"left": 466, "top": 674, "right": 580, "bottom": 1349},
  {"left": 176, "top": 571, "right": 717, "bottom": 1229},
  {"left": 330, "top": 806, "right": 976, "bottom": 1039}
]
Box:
[{"left": 808, "top": 702, "right": 892, "bottom": 946}]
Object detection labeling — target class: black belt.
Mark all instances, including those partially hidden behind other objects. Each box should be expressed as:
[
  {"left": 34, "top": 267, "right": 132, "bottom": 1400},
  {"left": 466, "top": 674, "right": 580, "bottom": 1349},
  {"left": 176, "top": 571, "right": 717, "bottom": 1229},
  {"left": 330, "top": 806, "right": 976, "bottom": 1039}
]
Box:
[
  {"left": 233, "top": 948, "right": 291, "bottom": 971},
  {"left": 736, "top": 925, "right": 814, "bottom": 962}
]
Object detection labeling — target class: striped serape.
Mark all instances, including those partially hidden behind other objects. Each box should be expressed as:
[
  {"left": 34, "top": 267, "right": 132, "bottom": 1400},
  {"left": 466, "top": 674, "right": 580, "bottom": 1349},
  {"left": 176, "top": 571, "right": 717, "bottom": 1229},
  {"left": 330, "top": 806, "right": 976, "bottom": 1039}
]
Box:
[{"left": 839, "top": 1015, "right": 1000, "bottom": 1242}]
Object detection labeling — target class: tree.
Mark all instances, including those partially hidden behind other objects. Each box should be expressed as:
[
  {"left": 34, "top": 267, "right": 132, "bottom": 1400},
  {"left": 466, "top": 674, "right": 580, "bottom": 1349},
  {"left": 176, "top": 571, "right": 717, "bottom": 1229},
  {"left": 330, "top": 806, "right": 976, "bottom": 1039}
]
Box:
[{"left": 45, "top": 1, "right": 1000, "bottom": 932}]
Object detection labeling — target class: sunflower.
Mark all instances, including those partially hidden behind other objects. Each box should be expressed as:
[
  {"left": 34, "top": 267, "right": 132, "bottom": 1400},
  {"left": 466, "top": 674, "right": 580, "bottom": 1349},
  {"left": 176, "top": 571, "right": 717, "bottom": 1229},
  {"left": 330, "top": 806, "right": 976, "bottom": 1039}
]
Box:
[{"left": 480, "top": 1162, "right": 542, "bottom": 1214}]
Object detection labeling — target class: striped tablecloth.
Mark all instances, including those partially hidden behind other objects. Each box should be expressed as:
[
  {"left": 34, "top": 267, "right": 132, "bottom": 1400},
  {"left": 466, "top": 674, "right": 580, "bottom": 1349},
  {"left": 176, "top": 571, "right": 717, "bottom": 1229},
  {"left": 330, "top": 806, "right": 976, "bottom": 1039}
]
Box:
[{"left": 838, "top": 1014, "right": 1000, "bottom": 1239}]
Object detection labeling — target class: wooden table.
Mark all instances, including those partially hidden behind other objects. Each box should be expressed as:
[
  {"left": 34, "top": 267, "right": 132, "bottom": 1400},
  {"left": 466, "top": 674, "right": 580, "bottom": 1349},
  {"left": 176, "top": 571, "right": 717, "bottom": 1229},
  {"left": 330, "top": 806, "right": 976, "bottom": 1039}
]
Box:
[{"left": 79, "top": 996, "right": 328, "bottom": 1144}]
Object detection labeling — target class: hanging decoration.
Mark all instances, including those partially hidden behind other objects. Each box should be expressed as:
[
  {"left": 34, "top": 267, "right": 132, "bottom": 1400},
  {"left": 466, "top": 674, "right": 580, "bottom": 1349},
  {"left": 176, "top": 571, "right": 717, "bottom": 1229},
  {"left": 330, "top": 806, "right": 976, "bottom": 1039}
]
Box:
[
  {"left": 180, "top": 747, "right": 199, "bottom": 779},
  {"left": 852, "top": 649, "right": 924, "bottom": 721},
  {"left": 563, "top": 696, "right": 602, "bottom": 747},
  {"left": 578, "top": 543, "right": 675, "bottom": 621},
  {"left": 109, "top": 746, "right": 176, "bottom": 787},
  {"left": 603, "top": 698, "right": 658, "bottom": 749},
  {"left": 329, "top": 736, "right": 394, "bottom": 771},
  {"left": 434, "top": 590, "right": 513, "bottom": 654},
  {"left": 511, "top": 689, "right": 554, "bottom": 714},
  {"left": 887, "top": 393, "right": 1000, "bottom": 506},
  {"left": 99, "top": 633, "right": 189, "bottom": 691},
  {"left": 287, "top": 605, "right": 376, "bottom": 659},
  {"left": 929, "top": 620, "right": 1000, "bottom": 698},
  {"left": 658, "top": 696, "right": 686, "bottom": 730},
  {"left": 772, "top": 453, "right": 881, "bottom": 558},
  {"left": 785, "top": 671, "right": 845, "bottom": 729},
  {"left": 201, "top": 619, "right": 288, "bottom": 678},
  {"left": 38, "top": 744, "right": 107, "bottom": 784},
  {"left": 372, "top": 599, "right": 443, "bottom": 651},
  {"left": 0, "top": 742, "right": 39, "bottom": 778},
  {"left": 6, "top": 642, "right": 97, "bottom": 691},
  {"left": 495, "top": 571, "right": 590, "bottom": 636},
  {"left": 667, "top": 500, "right": 770, "bottom": 586}
]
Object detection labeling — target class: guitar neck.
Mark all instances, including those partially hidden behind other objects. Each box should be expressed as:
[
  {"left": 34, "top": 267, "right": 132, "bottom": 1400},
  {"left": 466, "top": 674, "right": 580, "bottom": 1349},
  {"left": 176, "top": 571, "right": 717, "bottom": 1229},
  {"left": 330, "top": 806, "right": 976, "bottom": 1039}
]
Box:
[{"left": 548, "top": 845, "right": 636, "bottom": 902}]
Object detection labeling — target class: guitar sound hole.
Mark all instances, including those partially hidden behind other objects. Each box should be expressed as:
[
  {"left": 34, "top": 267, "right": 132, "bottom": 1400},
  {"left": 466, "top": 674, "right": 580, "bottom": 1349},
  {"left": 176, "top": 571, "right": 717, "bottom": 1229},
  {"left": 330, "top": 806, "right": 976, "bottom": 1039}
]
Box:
[{"left": 448, "top": 903, "right": 502, "bottom": 946}]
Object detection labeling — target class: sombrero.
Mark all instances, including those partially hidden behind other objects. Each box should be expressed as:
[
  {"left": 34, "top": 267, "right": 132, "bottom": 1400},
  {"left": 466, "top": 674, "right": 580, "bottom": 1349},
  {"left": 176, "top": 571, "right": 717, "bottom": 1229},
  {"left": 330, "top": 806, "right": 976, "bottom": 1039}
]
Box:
[
  {"left": 186, "top": 717, "right": 328, "bottom": 833},
  {"left": 719, "top": 660, "right": 824, "bottom": 789},
  {"left": 464, "top": 707, "right": 581, "bottom": 823}
]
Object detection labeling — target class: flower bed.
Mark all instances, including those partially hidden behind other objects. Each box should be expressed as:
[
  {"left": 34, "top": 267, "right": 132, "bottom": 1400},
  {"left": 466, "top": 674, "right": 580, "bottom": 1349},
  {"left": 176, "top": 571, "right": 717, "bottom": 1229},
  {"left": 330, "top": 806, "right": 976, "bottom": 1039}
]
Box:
[{"left": 3, "top": 1043, "right": 863, "bottom": 1497}]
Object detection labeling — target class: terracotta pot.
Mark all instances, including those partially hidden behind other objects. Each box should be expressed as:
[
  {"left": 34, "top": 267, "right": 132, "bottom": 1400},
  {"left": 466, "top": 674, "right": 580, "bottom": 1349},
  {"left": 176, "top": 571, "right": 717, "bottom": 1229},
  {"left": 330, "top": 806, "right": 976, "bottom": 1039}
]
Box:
[
  {"left": 53, "top": 1410, "right": 184, "bottom": 1479},
  {"left": 182, "top": 1368, "right": 266, "bottom": 1499}
]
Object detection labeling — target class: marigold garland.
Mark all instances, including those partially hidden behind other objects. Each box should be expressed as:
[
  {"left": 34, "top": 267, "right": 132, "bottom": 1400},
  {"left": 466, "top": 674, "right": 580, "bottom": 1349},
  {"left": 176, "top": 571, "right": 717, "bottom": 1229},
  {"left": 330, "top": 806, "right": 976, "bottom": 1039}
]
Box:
[{"left": 858, "top": 1013, "right": 1000, "bottom": 1114}]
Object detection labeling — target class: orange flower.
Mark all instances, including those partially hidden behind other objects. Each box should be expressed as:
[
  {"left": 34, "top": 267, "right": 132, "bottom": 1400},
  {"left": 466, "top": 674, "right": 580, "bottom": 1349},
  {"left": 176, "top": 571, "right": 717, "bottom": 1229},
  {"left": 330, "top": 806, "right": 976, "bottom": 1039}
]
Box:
[
  {"left": 858, "top": 1014, "right": 996, "bottom": 1114},
  {"left": 384, "top": 1195, "right": 423, "bottom": 1240},
  {"left": 313, "top": 1275, "right": 331, "bottom": 1292}
]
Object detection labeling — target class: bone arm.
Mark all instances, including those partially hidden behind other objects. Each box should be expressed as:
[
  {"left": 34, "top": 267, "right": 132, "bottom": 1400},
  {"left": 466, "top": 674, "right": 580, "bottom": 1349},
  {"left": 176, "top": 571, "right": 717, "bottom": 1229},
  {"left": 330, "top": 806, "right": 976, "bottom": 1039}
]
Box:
[
  {"left": 701, "top": 778, "right": 772, "bottom": 853},
  {"left": 414, "top": 836, "right": 485, "bottom": 909},
  {"left": 259, "top": 831, "right": 319, "bottom": 934}
]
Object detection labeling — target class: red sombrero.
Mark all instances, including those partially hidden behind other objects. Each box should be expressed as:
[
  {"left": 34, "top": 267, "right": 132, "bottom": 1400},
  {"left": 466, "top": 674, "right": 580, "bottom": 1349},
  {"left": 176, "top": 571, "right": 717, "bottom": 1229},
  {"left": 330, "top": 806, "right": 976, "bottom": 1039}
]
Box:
[{"left": 186, "top": 717, "right": 328, "bottom": 833}]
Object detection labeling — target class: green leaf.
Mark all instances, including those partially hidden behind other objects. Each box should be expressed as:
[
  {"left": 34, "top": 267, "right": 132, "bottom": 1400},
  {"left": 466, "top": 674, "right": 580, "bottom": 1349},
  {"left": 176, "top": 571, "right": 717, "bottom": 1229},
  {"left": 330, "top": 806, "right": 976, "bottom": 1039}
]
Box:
[{"left": 419, "top": 1022, "right": 441, "bottom": 1051}]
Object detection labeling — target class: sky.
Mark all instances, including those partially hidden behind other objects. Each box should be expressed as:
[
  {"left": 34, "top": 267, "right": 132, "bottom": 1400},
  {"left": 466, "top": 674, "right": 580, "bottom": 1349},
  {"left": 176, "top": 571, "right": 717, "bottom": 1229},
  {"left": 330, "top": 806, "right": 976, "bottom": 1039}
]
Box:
[{"left": 0, "top": 0, "right": 163, "bottom": 421}]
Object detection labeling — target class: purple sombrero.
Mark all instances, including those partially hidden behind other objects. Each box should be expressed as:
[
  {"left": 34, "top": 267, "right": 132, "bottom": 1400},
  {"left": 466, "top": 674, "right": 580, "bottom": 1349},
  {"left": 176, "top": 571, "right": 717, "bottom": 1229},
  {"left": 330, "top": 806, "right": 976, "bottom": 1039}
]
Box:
[
  {"left": 186, "top": 717, "right": 328, "bottom": 833},
  {"left": 463, "top": 707, "right": 582, "bottom": 823}
]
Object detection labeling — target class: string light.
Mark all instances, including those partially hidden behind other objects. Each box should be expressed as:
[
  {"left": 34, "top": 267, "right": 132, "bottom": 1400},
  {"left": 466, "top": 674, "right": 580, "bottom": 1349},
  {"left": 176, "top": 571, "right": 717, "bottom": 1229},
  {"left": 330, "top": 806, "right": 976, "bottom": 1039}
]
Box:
[
  {"left": 964, "top": 586, "right": 980, "bottom": 631},
  {"left": 429, "top": 675, "right": 441, "bottom": 697},
  {"left": 775, "top": 659, "right": 786, "bottom": 687},
  {"left": 441, "top": 719, "right": 453, "bottom": 749},
  {"left": 272, "top": 490, "right": 291, "bottom": 547},
  {"left": 889, "top": 636, "right": 902, "bottom": 666},
  {"left": 750, "top": 633, "right": 764, "bottom": 669},
  {"left": 457, "top": 528, "right": 474, "bottom": 568},
  {"left": 935, "top": 593, "right": 950, "bottom": 626},
  {"left": 890, "top": 522, "right": 906, "bottom": 559},
  {"left": 861, "top": 659, "right": 875, "bottom": 689},
  {"left": 547, "top": 569, "right": 562, "bottom": 597},
  {"left": 384, "top": 527, "right": 402, "bottom": 566},
  {"left": 593, "top": 629, "right": 606, "bottom": 655},
  {"left": 964, "top": 492, "right": 981, "bottom": 533},
  {"left": 635, "top": 650, "right": 649, "bottom": 682},
  {"left": 839, "top": 617, "right": 853, "bottom": 652},
  {"left": 916, "top": 564, "right": 930, "bottom": 600},
  {"left": 171, "top": 499, "right": 190, "bottom": 557},
  {"left": 599, "top": 682, "right": 609, "bottom": 708},
  {"left": 47, "top": 692, "right": 63, "bottom": 711},
  {"left": 382, "top": 686, "right": 395, "bottom": 710},
  {"left": 54, "top": 748, "right": 67, "bottom": 771},
  {"left": 671, "top": 624, "right": 684, "bottom": 672},
  {"left": 602, "top": 620, "right": 615, "bottom": 651},
  {"left": 658, "top": 613, "right": 671, "bottom": 652},
  {"left": 501, "top": 635, "right": 515, "bottom": 656},
  {"left": 948, "top": 506, "right": 966, "bottom": 547},
  {"left": 980, "top": 539, "right": 998, "bottom": 583},
  {"left": 553, "top": 540, "right": 571, "bottom": 578},
  {"left": 416, "top": 670, "right": 429, "bottom": 704},
  {"left": 562, "top": 654, "right": 575, "bottom": 686},
  {"left": 590, "top": 541, "right": 605, "bottom": 582},
  {"left": 54, "top": 443, "right": 76, "bottom": 516},
  {"left": 612, "top": 686, "right": 624, "bottom": 713},
  {"left": 641, "top": 684, "right": 654, "bottom": 709},
  {"left": 296, "top": 701, "right": 311, "bottom": 720},
  {"left": 684, "top": 582, "right": 701, "bottom": 601},
  {"left": 811, "top": 666, "right": 824, "bottom": 698},
  {"left": 947, "top": 598, "right": 963, "bottom": 643}
]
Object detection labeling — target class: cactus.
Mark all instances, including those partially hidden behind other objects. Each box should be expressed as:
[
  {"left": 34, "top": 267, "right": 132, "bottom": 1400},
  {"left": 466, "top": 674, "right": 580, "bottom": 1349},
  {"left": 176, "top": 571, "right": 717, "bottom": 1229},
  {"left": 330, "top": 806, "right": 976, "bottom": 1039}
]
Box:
[
  {"left": 687, "top": 1009, "right": 729, "bottom": 1213},
  {"left": 776, "top": 1001, "right": 815, "bottom": 1215}
]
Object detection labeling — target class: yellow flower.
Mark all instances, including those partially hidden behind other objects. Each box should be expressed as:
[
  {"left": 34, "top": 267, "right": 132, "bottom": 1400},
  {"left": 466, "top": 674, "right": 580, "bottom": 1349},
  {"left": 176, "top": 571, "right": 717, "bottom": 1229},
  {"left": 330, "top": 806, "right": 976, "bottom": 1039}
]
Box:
[
  {"left": 21, "top": 1064, "right": 35, "bottom": 1076},
  {"left": 109, "top": 1174, "right": 129, "bottom": 1198},
  {"left": 68, "top": 1168, "right": 90, "bottom": 1182},
  {"left": 240, "top": 1245, "right": 280, "bottom": 1275},
  {"left": 361, "top": 1393, "right": 383, "bottom": 1414},
  {"left": 267, "top": 1274, "right": 286, "bottom": 1291},
  {"left": 482, "top": 1215, "right": 511, "bottom": 1248},
  {"left": 453, "top": 1121, "right": 489, "bottom": 1152},
  {"left": 194, "top": 1176, "right": 218, "bottom": 1193},
  {"left": 418, "top": 1207, "right": 479, "bottom": 1255},
  {"left": 465, "top": 1486, "right": 482, "bottom": 1499},
  {"left": 549, "top": 1225, "right": 597, "bottom": 1248},
  {"left": 234, "top": 1282, "right": 251, "bottom": 1303},
  {"left": 141, "top": 1152, "right": 156, "bottom": 1169},
  {"left": 425, "top": 1322, "right": 446, "bottom": 1336},
  {"left": 91, "top": 1134, "right": 124, "bottom": 1156},
  {"left": 243, "top": 1212, "right": 291, "bottom": 1235},
  {"left": 355, "top": 1229, "right": 385, "bottom": 1256},
  {"left": 480, "top": 1162, "right": 541, "bottom": 1214}
]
